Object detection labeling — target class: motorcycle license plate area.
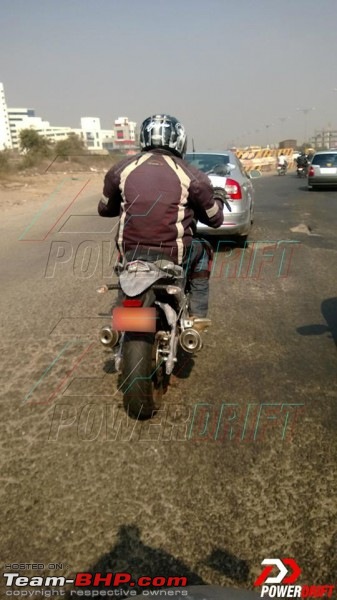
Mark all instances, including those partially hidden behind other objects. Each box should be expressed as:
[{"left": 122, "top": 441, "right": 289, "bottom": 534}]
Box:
[{"left": 112, "top": 307, "right": 156, "bottom": 332}]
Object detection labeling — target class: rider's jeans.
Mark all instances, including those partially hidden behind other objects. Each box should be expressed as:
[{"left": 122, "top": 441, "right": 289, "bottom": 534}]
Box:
[{"left": 183, "top": 239, "right": 213, "bottom": 318}]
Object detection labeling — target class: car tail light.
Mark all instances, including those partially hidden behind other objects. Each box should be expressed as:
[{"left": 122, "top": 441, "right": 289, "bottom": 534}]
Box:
[
  {"left": 122, "top": 299, "right": 143, "bottom": 307},
  {"left": 308, "top": 166, "right": 314, "bottom": 177},
  {"left": 225, "top": 178, "right": 242, "bottom": 200}
]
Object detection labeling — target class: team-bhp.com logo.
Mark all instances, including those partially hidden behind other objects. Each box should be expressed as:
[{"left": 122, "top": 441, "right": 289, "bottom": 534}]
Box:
[
  {"left": 3, "top": 571, "right": 187, "bottom": 596},
  {"left": 254, "top": 558, "right": 335, "bottom": 598}
]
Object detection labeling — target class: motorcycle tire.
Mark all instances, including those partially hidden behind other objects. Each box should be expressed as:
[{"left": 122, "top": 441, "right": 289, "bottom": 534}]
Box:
[{"left": 121, "top": 332, "right": 165, "bottom": 419}]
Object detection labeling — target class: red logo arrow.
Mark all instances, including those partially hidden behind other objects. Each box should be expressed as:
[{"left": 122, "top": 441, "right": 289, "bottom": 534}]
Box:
[{"left": 282, "top": 558, "right": 301, "bottom": 584}]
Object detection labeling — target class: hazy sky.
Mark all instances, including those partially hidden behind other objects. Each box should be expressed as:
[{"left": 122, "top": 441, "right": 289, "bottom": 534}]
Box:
[{"left": 1, "top": 0, "right": 337, "bottom": 150}]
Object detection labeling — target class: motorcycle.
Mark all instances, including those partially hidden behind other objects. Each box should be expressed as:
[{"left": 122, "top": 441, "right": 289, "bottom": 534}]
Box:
[
  {"left": 297, "top": 165, "right": 308, "bottom": 178},
  {"left": 97, "top": 252, "right": 209, "bottom": 419},
  {"left": 97, "top": 193, "right": 231, "bottom": 420},
  {"left": 277, "top": 163, "right": 287, "bottom": 176}
]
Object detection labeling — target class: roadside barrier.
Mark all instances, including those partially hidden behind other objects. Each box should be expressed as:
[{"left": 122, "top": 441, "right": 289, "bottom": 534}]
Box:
[{"left": 236, "top": 147, "right": 295, "bottom": 173}]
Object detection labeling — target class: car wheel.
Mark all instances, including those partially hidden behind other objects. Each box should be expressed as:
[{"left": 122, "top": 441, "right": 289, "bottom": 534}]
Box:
[{"left": 236, "top": 234, "right": 249, "bottom": 248}]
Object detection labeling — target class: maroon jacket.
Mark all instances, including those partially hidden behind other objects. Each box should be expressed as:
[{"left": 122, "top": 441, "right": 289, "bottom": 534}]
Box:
[{"left": 98, "top": 148, "right": 224, "bottom": 264}]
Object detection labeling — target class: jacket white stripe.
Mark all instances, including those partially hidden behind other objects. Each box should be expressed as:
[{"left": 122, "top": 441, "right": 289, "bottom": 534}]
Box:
[
  {"left": 162, "top": 155, "right": 191, "bottom": 264},
  {"left": 206, "top": 203, "right": 220, "bottom": 218},
  {"left": 117, "top": 154, "right": 151, "bottom": 255}
]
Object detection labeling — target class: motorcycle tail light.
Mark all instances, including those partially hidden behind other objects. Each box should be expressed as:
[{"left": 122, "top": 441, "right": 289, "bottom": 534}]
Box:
[
  {"left": 225, "top": 178, "right": 242, "bottom": 200},
  {"left": 308, "top": 166, "right": 314, "bottom": 177},
  {"left": 126, "top": 261, "right": 151, "bottom": 272},
  {"left": 122, "top": 299, "right": 143, "bottom": 307}
]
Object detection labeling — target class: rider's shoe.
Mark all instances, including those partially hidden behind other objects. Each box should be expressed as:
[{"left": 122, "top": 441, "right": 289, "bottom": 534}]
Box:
[{"left": 189, "top": 317, "right": 212, "bottom": 332}]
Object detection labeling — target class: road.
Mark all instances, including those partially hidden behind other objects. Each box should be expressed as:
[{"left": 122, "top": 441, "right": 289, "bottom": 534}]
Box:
[{"left": 0, "top": 170, "right": 336, "bottom": 595}]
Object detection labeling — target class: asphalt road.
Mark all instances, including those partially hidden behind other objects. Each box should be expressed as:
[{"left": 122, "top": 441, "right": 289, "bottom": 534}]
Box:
[{"left": 1, "top": 170, "right": 336, "bottom": 596}]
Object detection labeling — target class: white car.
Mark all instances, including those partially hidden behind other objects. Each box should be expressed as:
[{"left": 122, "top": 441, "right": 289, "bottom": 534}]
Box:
[{"left": 308, "top": 149, "right": 337, "bottom": 189}]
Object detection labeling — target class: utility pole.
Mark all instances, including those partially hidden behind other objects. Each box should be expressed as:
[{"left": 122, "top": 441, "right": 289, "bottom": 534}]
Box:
[
  {"left": 296, "top": 107, "right": 315, "bottom": 145},
  {"left": 278, "top": 117, "right": 287, "bottom": 143}
]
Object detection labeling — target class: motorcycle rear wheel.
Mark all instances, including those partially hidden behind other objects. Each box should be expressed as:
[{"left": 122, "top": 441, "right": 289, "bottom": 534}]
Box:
[{"left": 121, "top": 333, "right": 165, "bottom": 419}]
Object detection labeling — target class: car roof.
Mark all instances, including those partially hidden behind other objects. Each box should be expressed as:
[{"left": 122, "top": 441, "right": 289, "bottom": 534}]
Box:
[
  {"left": 186, "top": 151, "right": 233, "bottom": 156},
  {"left": 185, "top": 151, "right": 235, "bottom": 161},
  {"left": 313, "top": 149, "right": 337, "bottom": 154}
]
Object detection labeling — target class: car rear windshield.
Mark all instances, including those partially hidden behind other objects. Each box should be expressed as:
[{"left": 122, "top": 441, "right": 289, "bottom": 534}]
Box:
[
  {"left": 185, "top": 153, "right": 230, "bottom": 174},
  {"left": 312, "top": 153, "right": 337, "bottom": 167}
]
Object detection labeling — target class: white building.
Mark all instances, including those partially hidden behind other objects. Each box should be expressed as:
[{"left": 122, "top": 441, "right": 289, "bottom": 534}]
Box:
[
  {"left": 80, "top": 117, "right": 102, "bottom": 149},
  {"left": 8, "top": 108, "right": 73, "bottom": 149},
  {"left": 8, "top": 108, "right": 36, "bottom": 149},
  {"left": 100, "top": 130, "right": 115, "bottom": 151},
  {"left": 76, "top": 117, "right": 114, "bottom": 151},
  {"left": 0, "top": 83, "right": 12, "bottom": 150}
]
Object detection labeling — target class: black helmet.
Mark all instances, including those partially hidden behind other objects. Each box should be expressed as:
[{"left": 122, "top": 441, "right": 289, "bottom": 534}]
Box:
[{"left": 139, "top": 114, "right": 187, "bottom": 157}]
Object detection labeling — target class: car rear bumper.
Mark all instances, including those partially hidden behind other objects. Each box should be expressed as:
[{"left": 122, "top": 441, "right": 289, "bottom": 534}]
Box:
[
  {"left": 196, "top": 210, "right": 251, "bottom": 236},
  {"left": 308, "top": 176, "right": 337, "bottom": 186}
]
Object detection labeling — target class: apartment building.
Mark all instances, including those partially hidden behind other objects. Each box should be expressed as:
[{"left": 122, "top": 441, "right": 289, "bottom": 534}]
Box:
[
  {"left": 311, "top": 129, "right": 337, "bottom": 150},
  {"left": 113, "top": 117, "right": 137, "bottom": 150},
  {"left": 0, "top": 83, "right": 12, "bottom": 150},
  {"left": 8, "top": 108, "right": 73, "bottom": 149},
  {"left": 8, "top": 108, "right": 35, "bottom": 148},
  {"left": 73, "top": 117, "right": 114, "bottom": 151}
]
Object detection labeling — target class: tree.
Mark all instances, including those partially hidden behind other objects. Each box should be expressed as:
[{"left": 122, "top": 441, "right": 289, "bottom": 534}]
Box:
[
  {"left": 19, "top": 128, "right": 51, "bottom": 156},
  {"left": 55, "top": 133, "right": 86, "bottom": 159},
  {"left": 0, "top": 149, "right": 11, "bottom": 172}
]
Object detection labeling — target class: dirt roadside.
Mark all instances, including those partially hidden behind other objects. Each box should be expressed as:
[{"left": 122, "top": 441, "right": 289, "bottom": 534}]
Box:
[
  {"left": 0, "top": 169, "right": 105, "bottom": 212},
  {"left": 0, "top": 164, "right": 288, "bottom": 213}
]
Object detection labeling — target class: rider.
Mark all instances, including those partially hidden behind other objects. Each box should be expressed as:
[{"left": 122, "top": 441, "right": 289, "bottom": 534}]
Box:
[
  {"left": 277, "top": 152, "right": 288, "bottom": 169},
  {"left": 97, "top": 114, "right": 226, "bottom": 323},
  {"left": 296, "top": 151, "right": 309, "bottom": 169}
]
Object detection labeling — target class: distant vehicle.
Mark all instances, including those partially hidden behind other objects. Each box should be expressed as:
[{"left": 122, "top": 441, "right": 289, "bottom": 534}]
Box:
[
  {"left": 308, "top": 149, "right": 337, "bottom": 190},
  {"left": 277, "top": 163, "right": 287, "bottom": 176},
  {"left": 185, "top": 151, "right": 260, "bottom": 241},
  {"left": 297, "top": 165, "right": 308, "bottom": 178}
]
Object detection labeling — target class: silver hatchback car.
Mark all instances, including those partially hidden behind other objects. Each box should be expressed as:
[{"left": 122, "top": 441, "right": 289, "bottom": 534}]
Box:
[
  {"left": 308, "top": 149, "right": 337, "bottom": 189},
  {"left": 185, "top": 151, "right": 259, "bottom": 239}
]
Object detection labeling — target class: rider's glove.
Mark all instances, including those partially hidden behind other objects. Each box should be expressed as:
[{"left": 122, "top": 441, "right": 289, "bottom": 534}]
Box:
[
  {"left": 212, "top": 186, "right": 229, "bottom": 204},
  {"left": 212, "top": 186, "right": 232, "bottom": 212}
]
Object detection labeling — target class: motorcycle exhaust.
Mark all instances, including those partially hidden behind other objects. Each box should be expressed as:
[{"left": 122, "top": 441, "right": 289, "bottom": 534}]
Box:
[
  {"left": 99, "top": 325, "right": 120, "bottom": 348},
  {"left": 179, "top": 328, "right": 203, "bottom": 353}
]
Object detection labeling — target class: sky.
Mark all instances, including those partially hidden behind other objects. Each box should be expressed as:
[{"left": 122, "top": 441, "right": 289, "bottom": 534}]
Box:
[{"left": 1, "top": 0, "right": 337, "bottom": 150}]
